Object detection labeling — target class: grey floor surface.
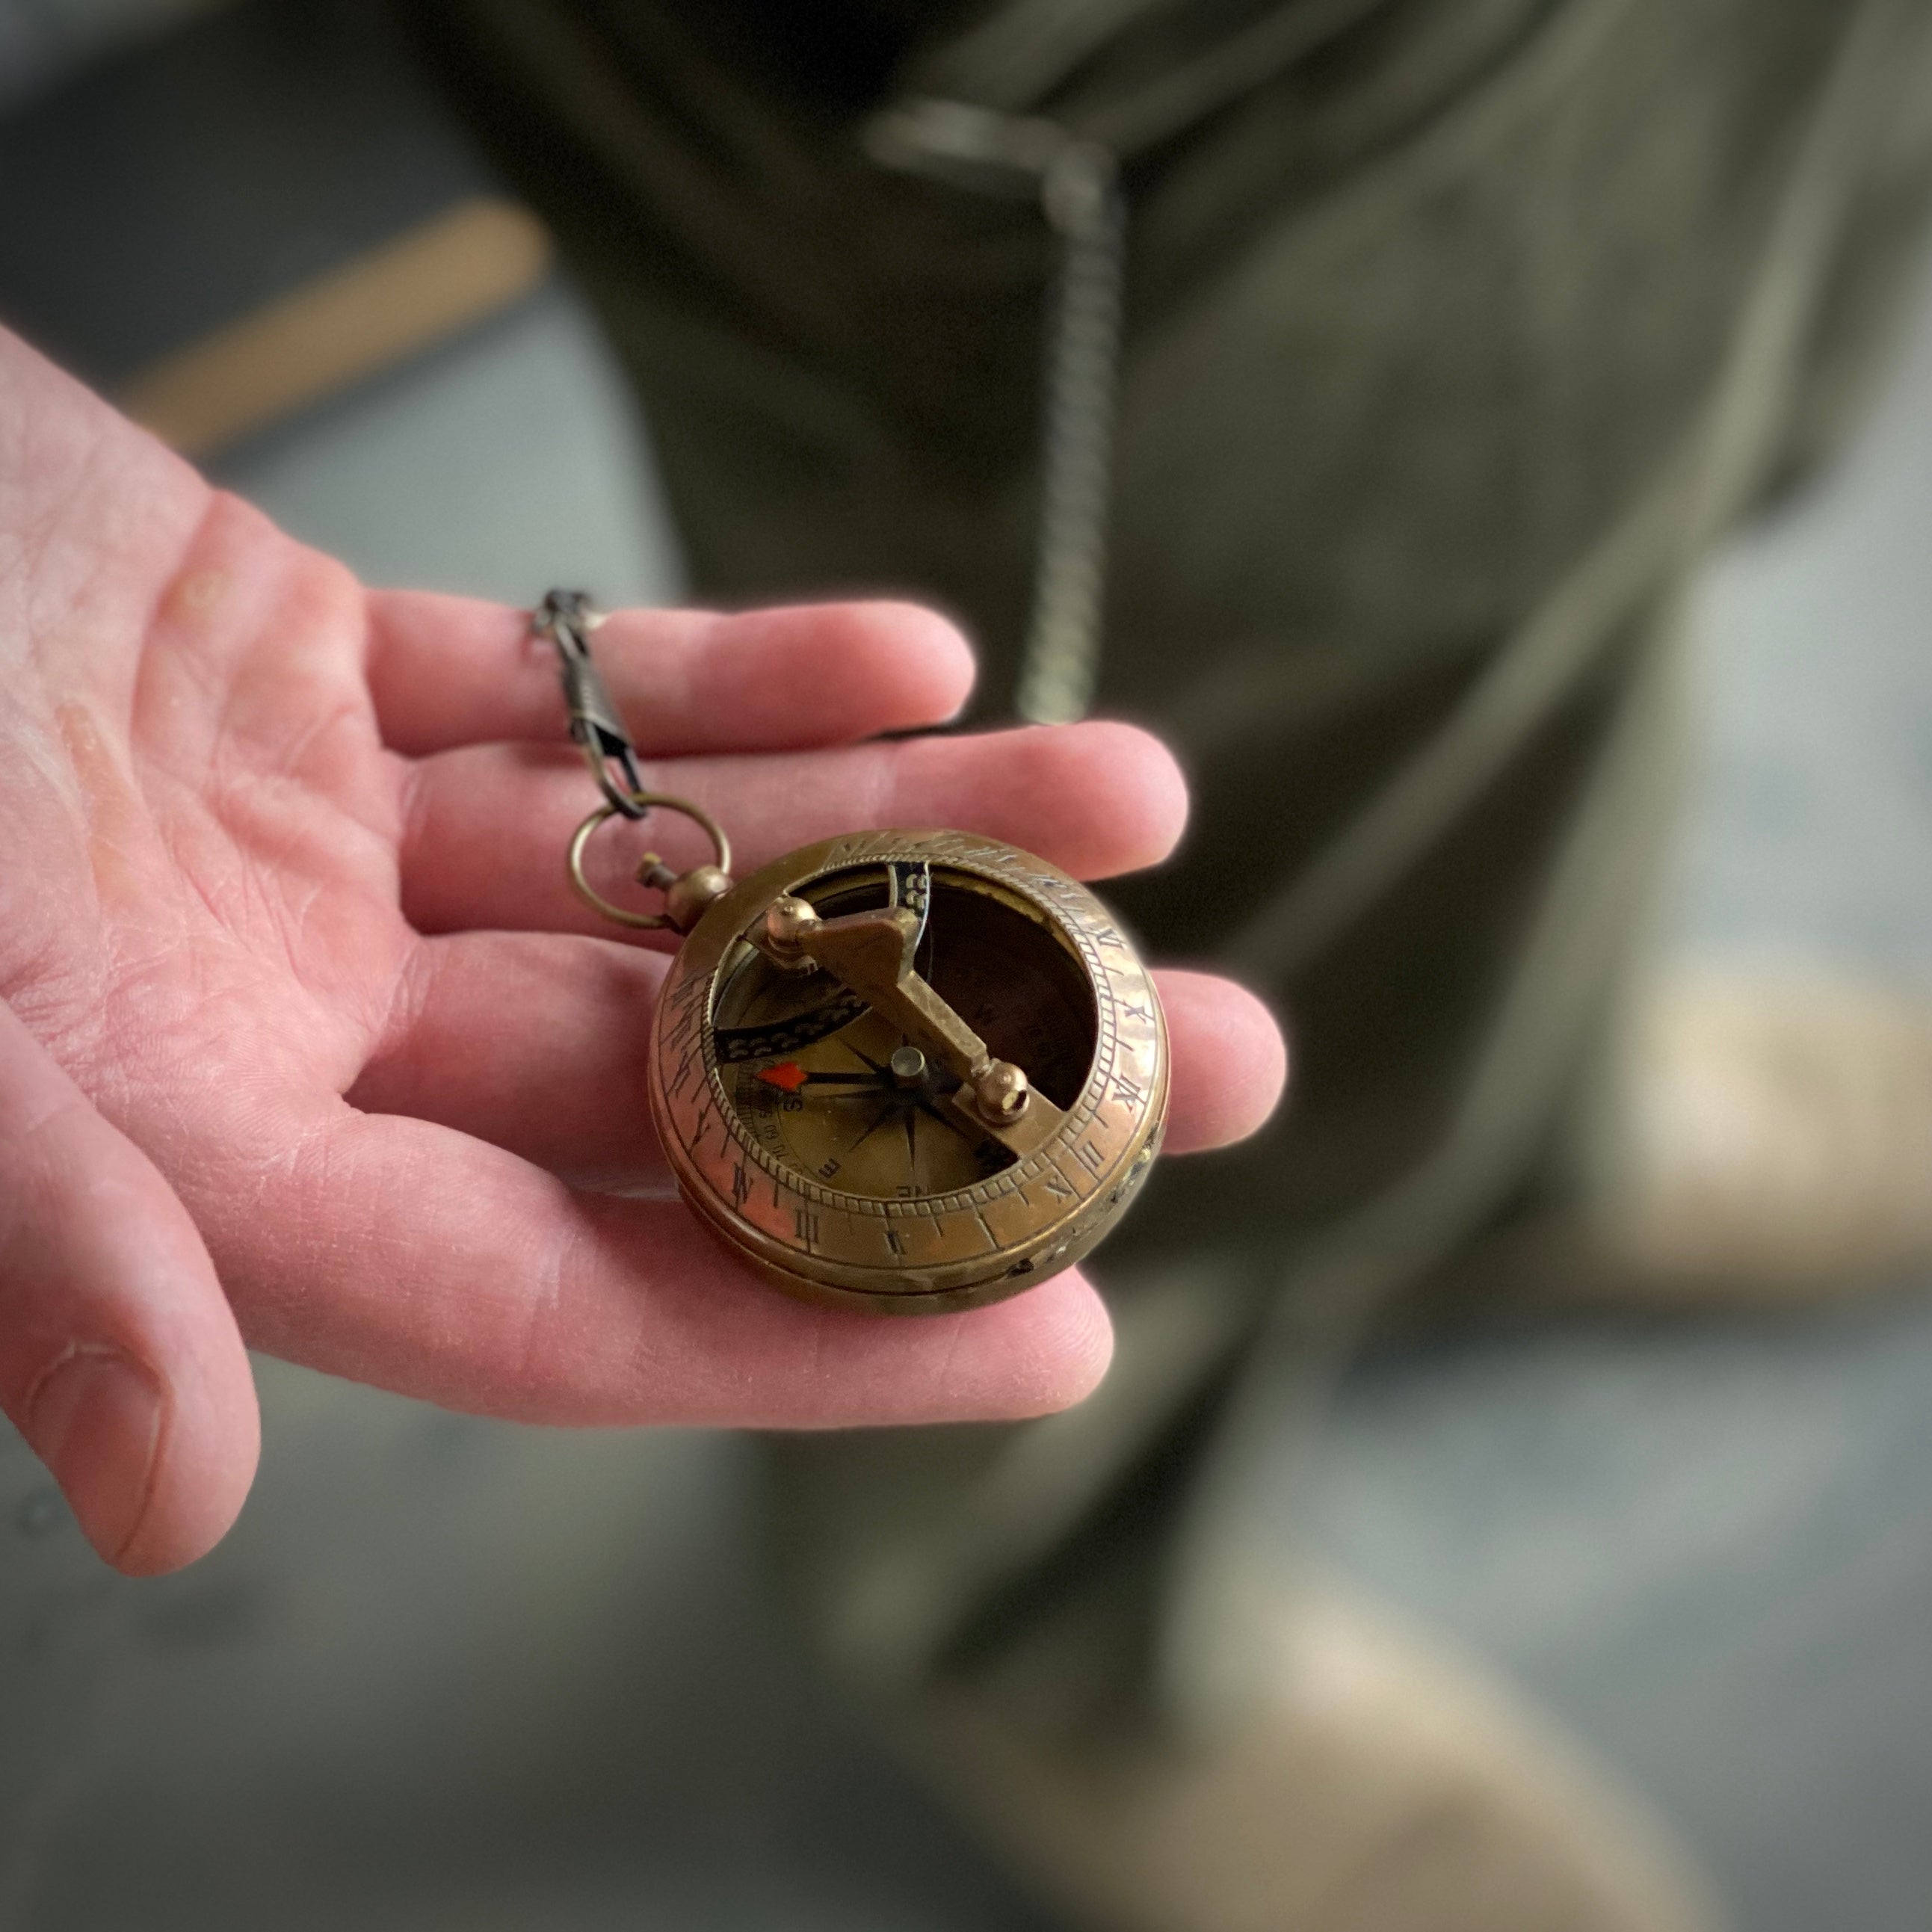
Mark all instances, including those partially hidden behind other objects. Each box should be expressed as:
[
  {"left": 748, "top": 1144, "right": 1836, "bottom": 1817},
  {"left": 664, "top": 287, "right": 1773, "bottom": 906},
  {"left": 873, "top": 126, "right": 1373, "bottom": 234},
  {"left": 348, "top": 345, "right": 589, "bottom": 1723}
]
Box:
[{"left": 7, "top": 249, "right": 1932, "bottom": 1932}]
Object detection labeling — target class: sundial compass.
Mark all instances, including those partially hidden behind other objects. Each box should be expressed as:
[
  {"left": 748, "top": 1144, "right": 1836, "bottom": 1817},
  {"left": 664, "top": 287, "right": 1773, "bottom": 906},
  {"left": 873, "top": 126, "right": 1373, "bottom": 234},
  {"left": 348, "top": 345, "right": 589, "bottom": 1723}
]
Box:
[{"left": 537, "top": 591, "right": 1168, "bottom": 1314}]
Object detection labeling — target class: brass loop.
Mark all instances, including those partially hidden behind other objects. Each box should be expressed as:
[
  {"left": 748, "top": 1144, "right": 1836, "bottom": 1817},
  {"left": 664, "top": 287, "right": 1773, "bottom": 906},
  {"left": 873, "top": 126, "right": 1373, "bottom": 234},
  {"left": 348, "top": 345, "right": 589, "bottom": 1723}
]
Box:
[{"left": 566, "top": 792, "right": 734, "bottom": 930}]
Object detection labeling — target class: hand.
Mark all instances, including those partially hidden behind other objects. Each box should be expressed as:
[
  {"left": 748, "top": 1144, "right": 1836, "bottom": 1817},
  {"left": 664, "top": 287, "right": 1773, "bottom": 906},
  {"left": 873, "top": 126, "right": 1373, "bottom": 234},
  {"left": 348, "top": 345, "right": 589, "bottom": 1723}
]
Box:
[{"left": 0, "top": 328, "right": 1287, "bottom": 1576}]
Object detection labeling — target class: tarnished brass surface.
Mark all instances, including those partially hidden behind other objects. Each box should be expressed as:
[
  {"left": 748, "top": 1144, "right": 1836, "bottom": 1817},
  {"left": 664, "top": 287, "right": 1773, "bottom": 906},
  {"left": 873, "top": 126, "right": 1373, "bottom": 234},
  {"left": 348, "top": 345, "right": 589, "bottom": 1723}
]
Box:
[
  {"left": 648, "top": 829, "right": 1169, "bottom": 1313},
  {"left": 565, "top": 792, "right": 733, "bottom": 930}
]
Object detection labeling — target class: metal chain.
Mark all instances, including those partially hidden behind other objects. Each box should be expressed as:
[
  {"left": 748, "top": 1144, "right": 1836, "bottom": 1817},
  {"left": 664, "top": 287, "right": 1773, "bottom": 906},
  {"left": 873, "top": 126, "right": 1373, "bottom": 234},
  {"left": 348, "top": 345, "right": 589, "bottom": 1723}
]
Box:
[
  {"left": 531, "top": 587, "right": 649, "bottom": 818},
  {"left": 865, "top": 102, "right": 1127, "bottom": 725},
  {"left": 1027, "top": 140, "right": 1126, "bottom": 724}
]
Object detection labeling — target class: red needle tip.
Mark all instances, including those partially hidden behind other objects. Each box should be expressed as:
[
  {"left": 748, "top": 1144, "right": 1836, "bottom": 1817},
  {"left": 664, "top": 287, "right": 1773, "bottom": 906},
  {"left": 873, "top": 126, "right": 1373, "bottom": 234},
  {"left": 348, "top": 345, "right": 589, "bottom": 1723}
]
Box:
[{"left": 758, "top": 1061, "right": 808, "bottom": 1092}]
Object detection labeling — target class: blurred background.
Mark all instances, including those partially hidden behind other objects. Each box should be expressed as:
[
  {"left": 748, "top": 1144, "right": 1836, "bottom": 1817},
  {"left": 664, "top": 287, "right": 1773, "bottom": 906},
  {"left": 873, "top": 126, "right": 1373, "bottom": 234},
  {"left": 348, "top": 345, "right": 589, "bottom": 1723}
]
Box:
[{"left": 4, "top": 1, "right": 1932, "bottom": 1928}]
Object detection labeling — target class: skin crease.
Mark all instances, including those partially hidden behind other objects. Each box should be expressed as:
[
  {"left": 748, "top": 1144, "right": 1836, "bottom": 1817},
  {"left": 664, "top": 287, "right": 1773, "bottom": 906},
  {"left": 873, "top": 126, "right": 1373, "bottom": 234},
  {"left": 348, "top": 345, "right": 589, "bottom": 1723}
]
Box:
[{"left": 0, "top": 325, "right": 1288, "bottom": 1577}]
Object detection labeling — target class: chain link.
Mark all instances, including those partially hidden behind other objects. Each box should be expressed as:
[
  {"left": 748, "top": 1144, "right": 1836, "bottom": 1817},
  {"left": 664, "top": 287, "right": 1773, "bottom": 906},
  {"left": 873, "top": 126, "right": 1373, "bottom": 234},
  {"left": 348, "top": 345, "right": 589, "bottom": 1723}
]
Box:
[{"left": 865, "top": 101, "right": 1126, "bottom": 726}]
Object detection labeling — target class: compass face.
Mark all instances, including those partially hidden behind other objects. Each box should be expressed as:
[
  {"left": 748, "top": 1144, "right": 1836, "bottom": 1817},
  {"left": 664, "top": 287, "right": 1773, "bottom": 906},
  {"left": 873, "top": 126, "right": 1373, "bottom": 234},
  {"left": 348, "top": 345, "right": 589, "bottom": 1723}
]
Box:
[
  {"left": 714, "top": 870, "right": 1097, "bottom": 1202},
  {"left": 649, "top": 830, "right": 1169, "bottom": 1314}
]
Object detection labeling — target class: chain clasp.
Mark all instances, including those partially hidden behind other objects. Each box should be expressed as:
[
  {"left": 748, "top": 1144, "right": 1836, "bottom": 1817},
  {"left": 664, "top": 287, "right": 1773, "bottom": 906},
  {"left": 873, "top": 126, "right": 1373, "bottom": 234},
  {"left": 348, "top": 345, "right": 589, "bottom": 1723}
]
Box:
[{"left": 533, "top": 588, "right": 649, "bottom": 819}]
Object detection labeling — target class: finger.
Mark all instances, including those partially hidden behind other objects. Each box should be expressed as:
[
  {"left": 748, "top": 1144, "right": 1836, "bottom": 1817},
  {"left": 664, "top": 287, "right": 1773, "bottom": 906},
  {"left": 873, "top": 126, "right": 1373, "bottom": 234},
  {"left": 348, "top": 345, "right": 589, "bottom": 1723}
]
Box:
[
  {"left": 1153, "top": 969, "right": 1288, "bottom": 1151},
  {"left": 348, "top": 930, "right": 670, "bottom": 1188},
  {"left": 0, "top": 1004, "right": 259, "bottom": 1575},
  {"left": 400, "top": 720, "right": 1190, "bottom": 939},
  {"left": 352, "top": 940, "right": 1285, "bottom": 1188},
  {"left": 365, "top": 593, "right": 978, "bottom": 757},
  {"left": 215, "top": 1107, "right": 1113, "bottom": 1428}
]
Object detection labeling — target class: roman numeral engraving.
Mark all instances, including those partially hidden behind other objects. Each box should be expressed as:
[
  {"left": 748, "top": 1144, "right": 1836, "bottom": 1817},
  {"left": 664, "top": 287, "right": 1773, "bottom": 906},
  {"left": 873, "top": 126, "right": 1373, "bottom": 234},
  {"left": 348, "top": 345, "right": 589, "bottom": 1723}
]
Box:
[
  {"left": 1074, "top": 1138, "right": 1107, "bottom": 1176},
  {"left": 794, "top": 1209, "right": 821, "bottom": 1247},
  {"left": 667, "top": 1044, "right": 704, "bottom": 1101},
  {"left": 1041, "top": 1171, "right": 1075, "bottom": 1202},
  {"left": 662, "top": 971, "right": 710, "bottom": 1045},
  {"left": 666, "top": 970, "right": 709, "bottom": 1011},
  {"left": 825, "top": 832, "right": 906, "bottom": 865}
]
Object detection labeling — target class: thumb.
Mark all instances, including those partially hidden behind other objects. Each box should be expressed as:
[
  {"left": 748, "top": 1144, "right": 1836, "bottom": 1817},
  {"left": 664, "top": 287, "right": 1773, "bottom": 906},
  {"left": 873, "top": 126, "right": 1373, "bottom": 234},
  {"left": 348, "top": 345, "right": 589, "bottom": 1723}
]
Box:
[{"left": 0, "top": 1001, "right": 258, "bottom": 1573}]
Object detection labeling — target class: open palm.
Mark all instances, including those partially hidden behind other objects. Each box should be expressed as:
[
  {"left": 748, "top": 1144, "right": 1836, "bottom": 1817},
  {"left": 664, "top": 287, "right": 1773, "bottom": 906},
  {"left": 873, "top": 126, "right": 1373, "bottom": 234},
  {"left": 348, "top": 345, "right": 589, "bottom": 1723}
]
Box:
[{"left": 0, "top": 330, "right": 1284, "bottom": 1575}]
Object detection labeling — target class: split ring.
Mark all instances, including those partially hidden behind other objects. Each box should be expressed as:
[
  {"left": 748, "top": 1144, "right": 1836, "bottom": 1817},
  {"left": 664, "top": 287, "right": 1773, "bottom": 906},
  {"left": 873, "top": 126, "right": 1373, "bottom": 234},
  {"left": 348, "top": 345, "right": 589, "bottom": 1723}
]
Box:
[{"left": 566, "top": 791, "right": 735, "bottom": 930}]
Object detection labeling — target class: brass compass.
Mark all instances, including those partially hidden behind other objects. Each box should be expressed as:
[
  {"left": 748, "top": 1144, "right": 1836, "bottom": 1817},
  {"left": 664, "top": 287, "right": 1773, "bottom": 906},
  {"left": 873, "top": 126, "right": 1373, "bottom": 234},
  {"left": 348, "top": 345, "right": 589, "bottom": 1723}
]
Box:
[{"left": 537, "top": 592, "right": 1168, "bottom": 1315}]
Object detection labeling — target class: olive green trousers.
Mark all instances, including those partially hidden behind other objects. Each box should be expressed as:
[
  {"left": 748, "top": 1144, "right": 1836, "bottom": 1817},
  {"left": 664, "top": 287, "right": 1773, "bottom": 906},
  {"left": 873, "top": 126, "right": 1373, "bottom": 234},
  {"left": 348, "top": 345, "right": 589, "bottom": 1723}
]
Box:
[{"left": 410, "top": 0, "right": 1932, "bottom": 1733}]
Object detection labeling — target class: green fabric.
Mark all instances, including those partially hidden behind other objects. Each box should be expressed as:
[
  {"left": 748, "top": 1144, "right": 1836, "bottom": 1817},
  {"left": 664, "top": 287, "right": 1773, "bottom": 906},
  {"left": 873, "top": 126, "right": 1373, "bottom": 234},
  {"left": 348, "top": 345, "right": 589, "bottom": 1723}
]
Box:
[{"left": 410, "top": 0, "right": 1932, "bottom": 1723}]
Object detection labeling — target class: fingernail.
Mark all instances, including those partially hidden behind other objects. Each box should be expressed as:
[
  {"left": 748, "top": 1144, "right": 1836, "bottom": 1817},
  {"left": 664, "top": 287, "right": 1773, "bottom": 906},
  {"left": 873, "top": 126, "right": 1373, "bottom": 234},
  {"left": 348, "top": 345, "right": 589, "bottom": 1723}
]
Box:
[{"left": 26, "top": 1348, "right": 164, "bottom": 1564}]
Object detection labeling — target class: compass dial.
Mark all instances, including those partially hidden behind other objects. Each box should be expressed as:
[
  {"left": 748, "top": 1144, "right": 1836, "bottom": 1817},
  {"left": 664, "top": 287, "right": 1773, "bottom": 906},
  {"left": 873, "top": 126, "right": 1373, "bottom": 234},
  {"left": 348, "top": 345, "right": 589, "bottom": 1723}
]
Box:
[
  {"left": 729, "top": 1010, "right": 1009, "bottom": 1199},
  {"left": 649, "top": 830, "right": 1168, "bottom": 1314},
  {"left": 713, "top": 865, "right": 1097, "bottom": 1202}
]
